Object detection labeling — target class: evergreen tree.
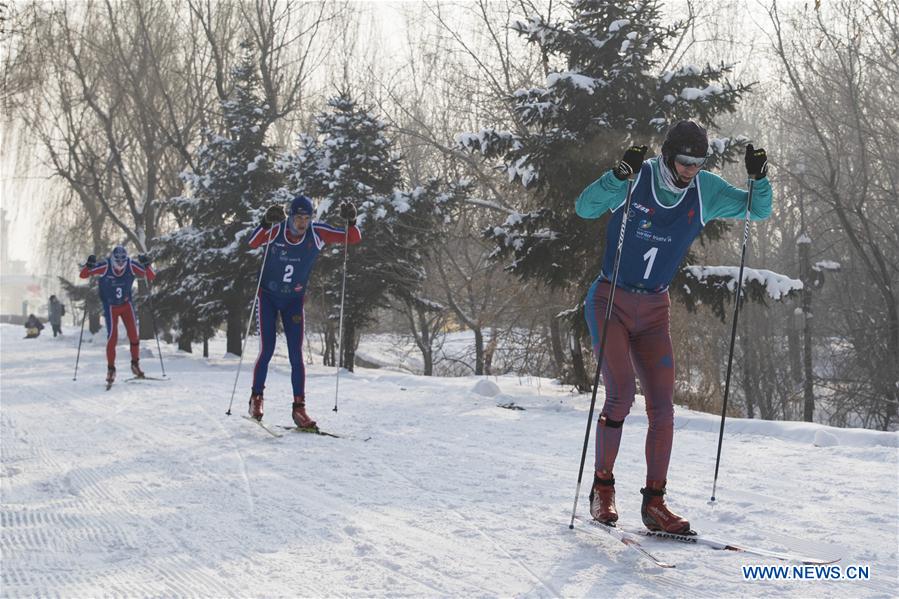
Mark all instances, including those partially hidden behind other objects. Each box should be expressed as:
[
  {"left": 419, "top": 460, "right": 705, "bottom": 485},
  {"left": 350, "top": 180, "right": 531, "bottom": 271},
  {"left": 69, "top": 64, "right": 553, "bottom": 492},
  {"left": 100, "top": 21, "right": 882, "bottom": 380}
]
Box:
[
  {"left": 281, "top": 93, "right": 467, "bottom": 371},
  {"left": 154, "top": 42, "right": 283, "bottom": 355},
  {"left": 458, "top": 0, "right": 753, "bottom": 387}
]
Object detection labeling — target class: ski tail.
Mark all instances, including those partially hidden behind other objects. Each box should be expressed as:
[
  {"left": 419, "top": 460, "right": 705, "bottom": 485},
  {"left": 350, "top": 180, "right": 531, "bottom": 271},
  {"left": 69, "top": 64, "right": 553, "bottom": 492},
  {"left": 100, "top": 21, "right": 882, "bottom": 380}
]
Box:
[
  {"left": 241, "top": 415, "right": 283, "bottom": 438},
  {"left": 573, "top": 516, "right": 676, "bottom": 568}
]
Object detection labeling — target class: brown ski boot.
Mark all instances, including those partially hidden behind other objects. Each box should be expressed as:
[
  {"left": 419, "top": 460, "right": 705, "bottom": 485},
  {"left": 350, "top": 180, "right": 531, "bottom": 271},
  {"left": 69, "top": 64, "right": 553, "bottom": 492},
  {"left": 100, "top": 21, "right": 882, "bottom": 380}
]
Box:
[
  {"left": 106, "top": 365, "right": 116, "bottom": 385},
  {"left": 589, "top": 470, "right": 618, "bottom": 524},
  {"left": 248, "top": 392, "right": 264, "bottom": 421},
  {"left": 640, "top": 480, "right": 691, "bottom": 534},
  {"left": 130, "top": 360, "right": 145, "bottom": 378},
  {"left": 291, "top": 396, "right": 317, "bottom": 429}
]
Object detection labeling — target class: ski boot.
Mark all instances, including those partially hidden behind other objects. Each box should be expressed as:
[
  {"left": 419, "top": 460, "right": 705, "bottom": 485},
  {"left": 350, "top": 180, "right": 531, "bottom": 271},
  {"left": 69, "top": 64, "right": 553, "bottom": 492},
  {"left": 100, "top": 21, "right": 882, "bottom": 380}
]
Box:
[
  {"left": 589, "top": 470, "right": 618, "bottom": 524},
  {"left": 130, "top": 360, "right": 145, "bottom": 379},
  {"left": 291, "top": 396, "right": 316, "bottom": 430},
  {"left": 248, "top": 393, "right": 264, "bottom": 421},
  {"left": 106, "top": 365, "right": 116, "bottom": 385},
  {"left": 640, "top": 480, "right": 690, "bottom": 534}
]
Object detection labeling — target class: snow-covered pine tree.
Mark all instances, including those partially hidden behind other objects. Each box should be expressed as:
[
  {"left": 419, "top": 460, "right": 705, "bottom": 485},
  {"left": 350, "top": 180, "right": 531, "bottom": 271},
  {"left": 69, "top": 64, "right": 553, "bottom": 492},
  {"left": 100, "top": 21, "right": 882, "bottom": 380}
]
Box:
[
  {"left": 154, "top": 42, "right": 283, "bottom": 355},
  {"left": 280, "top": 93, "right": 468, "bottom": 371},
  {"left": 457, "top": 0, "right": 753, "bottom": 388}
]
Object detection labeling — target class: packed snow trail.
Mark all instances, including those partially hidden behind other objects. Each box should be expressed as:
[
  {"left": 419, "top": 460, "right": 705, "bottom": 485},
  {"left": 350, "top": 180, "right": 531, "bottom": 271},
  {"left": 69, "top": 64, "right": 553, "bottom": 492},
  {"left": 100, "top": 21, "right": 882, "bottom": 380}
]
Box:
[{"left": 1, "top": 324, "right": 896, "bottom": 597}]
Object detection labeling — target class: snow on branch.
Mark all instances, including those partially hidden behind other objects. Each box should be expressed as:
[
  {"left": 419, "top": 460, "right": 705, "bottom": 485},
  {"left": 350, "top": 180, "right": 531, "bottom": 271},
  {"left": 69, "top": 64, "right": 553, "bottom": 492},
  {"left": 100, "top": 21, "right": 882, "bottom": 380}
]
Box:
[
  {"left": 814, "top": 260, "right": 841, "bottom": 272},
  {"left": 674, "top": 265, "right": 803, "bottom": 322},
  {"left": 685, "top": 265, "right": 803, "bottom": 300},
  {"left": 455, "top": 129, "right": 523, "bottom": 156}
]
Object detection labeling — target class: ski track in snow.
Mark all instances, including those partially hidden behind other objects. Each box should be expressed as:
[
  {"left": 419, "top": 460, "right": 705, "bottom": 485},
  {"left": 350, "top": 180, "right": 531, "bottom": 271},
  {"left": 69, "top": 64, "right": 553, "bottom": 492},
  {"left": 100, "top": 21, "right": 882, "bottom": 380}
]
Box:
[{"left": 1, "top": 325, "right": 897, "bottom": 597}]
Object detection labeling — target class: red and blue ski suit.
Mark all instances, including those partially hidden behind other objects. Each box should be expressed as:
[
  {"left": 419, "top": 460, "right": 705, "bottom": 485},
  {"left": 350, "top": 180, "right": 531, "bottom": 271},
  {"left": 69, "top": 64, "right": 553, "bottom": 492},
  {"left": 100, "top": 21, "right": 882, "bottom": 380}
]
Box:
[
  {"left": 80, "top": 259, "right": 156, "bottom": 368},
  {"left": 576, "top": 157, "right": 772, "bottom": 481},
  {"left": 247, "top": 221, "right": 361, "bottom": 398}
]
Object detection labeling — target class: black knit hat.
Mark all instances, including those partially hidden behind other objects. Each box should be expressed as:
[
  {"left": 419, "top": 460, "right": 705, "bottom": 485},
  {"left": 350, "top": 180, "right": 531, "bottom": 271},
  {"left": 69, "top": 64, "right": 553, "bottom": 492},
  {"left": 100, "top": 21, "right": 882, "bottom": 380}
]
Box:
[{"left": 661, "top": 120, "right": 708, "bottom": 166}]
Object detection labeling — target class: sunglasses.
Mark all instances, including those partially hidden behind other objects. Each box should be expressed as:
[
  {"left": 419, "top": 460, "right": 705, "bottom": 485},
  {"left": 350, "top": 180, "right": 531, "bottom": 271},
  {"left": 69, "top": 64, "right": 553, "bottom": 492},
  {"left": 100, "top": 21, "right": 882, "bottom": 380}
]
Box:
[{"left": 675, "top": 154, "right": 707, "bottom": 167}]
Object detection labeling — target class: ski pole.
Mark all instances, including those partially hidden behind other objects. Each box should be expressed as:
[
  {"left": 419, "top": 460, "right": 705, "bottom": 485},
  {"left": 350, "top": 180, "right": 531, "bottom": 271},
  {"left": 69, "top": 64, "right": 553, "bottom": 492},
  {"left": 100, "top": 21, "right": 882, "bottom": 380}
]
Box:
[
  {"left": 226, "top": 229, "right": 274, "bottom": 415},
  {"left": 73, "top": 304, "right": 89, "bottom": 380},
  {"left": 143, "top": 279, "right": 167, "bottom": 378},
  {"left": 333, "top": 224, "right": 350, "bottom": 413},
  {"left": 710, "top": 179, "right": 755, "bottom": 502},
  {"left": 569, "top": 176, "right": 636, "bottom": 529}
]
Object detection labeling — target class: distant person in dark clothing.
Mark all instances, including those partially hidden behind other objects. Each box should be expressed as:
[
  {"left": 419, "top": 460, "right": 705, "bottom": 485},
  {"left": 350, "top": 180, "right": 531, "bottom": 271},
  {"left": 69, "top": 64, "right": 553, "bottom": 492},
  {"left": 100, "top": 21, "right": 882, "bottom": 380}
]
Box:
[
  {"left": 48, "top": 295, "right": 65, "bottom": 337},
  {"left": 24, "top": 314, "right": 44, "bottom": 338}
]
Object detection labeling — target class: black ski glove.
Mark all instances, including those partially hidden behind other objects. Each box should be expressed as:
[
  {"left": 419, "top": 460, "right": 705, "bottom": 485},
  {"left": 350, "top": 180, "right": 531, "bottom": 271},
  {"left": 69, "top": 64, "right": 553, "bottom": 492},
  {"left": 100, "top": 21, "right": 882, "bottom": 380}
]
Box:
[
  {"left": 612, "top": 145, "right": 648, "bottom": 180},
  {"left": 339, "top": 201, "right": 357, "bottom": 225},
  {"left": 86, "top": 255, "right": 97, "bottom": 268},
  {"left": 137, "top": 254, "right": 152, "bottom": 267},
  {"left": 263, "top": 204, "right": 286, "bottom": 226},
  {"left": 745, "top": 144, "right": 769, "bottom": 179}
]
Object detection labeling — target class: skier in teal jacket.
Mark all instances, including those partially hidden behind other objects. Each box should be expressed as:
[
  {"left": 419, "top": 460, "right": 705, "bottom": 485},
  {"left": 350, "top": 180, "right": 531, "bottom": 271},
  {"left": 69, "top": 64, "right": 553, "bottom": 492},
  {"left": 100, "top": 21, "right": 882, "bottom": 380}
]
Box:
[{"left": 576, "top": 120, "right": 771, "bottom": 533}]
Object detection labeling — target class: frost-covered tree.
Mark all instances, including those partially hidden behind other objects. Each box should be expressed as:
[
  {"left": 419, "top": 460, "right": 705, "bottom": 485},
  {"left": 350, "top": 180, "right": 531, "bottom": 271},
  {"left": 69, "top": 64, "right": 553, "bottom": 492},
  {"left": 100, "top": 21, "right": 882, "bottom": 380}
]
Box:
[
  {"left": 154, "top": 42, "right": 283, "bottom": 355},
  {"left": 457, "top": 0, "right": 753, "bottom": 388},
  {"left": 281, "top": 93, "right": 468, "bottom": 371}
]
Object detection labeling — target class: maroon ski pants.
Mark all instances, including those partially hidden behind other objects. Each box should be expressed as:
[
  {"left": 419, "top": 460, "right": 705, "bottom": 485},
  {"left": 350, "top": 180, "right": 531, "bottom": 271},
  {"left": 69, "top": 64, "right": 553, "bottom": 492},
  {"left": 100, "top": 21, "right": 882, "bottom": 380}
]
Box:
[{"left": 584, "top": 279, "right": 675, "bottom": 481}]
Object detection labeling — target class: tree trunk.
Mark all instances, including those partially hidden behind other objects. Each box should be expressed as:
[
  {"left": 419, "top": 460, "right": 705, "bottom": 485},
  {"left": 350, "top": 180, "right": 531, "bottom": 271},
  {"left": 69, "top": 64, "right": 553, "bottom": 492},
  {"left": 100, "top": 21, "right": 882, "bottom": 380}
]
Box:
[
  {"left": 569, "top": 333, "right": 590, "bottom": 393},
  {"left": 178, "top": 329, "right": 192, "bottom": 353},
  {"left": 799, "top": 237, "right": 815, "bottom": 423},
  {"left": 137, "top": 280, "right": 155, "bottom": 340},
  {"left": 484, "top": 329, "right": 498, "bottom": 375},
  {"left": 89, "top": 311, "right": 101, "bottom": 335},
  {"left": 226, "top": 304, "right": 243, "bottom": 356},
  {"left": 549, "top": 315, "right": 565, "bottom": 379},
  {"left": 341, "top": 319, "right": 356, "bottom": 372},
  {"left": 203, "top": 335, "right": 209, "bottom": 358},
  {"left": 740, "top": 324, "right": 757, "bottom": 419},
  {"left": 473, "top": 326, "right": 484, "bottom": 375},
  {"left": 787, "top": 311, "right": 802, "bottom": 384},
  {"left": 323, "top": 324, "right": 336, "bottom": 367},
  {"left": 879, "top": 288, "right": 898, "bottom": 430},
  {"left": 416, "top": 306, "right": 434, "bottom": 376}
]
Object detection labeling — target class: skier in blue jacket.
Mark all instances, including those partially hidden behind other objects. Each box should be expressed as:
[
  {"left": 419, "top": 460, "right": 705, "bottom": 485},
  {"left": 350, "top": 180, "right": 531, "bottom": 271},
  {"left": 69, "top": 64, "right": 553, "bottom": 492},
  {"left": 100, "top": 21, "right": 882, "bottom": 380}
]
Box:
[
  {"left": 246, "top": 194, "right": 361, "bottom": 429},
  {"left": 576, "top": 120, "right": 771, "bottom": 532}
]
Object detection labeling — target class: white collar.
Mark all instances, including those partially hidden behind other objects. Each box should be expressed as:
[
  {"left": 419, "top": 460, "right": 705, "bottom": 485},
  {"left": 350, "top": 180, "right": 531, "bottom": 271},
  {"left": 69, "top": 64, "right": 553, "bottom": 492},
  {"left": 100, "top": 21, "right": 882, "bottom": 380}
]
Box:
[{"left": 656, "top": 156, "right": 696, "bottom": 194}]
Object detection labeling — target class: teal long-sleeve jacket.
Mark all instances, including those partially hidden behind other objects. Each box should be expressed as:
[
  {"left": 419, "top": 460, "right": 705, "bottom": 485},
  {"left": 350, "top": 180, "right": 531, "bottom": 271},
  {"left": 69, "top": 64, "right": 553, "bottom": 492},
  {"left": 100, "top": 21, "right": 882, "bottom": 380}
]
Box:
[{"left": 575, "top": 157, "right": 772, "bottom": 223}]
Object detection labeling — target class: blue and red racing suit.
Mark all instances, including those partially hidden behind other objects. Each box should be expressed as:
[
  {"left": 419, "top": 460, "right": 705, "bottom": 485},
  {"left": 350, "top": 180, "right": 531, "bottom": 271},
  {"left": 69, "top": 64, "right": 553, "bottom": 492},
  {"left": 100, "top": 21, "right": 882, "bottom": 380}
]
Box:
[
  {"left": 246, "top": 220, "right": 361, "bottom": 398},
  {"left": 80, "top": 258, "right": 156, "bottom": 367}
]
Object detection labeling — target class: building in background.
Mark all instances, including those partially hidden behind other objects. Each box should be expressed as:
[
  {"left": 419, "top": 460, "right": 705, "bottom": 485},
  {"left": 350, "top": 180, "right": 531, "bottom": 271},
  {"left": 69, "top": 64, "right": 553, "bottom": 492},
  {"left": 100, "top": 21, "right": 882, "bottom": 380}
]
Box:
[{"left": 1, "top": 208, "right": 50, "bottom": 321}]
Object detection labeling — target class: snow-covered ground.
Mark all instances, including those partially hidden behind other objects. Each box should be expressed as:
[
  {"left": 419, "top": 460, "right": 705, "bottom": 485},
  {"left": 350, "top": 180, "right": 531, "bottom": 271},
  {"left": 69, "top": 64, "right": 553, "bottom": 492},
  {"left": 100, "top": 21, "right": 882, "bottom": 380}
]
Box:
[{"left": 2, "top": 323, "right": 897, "bottom": 597}]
